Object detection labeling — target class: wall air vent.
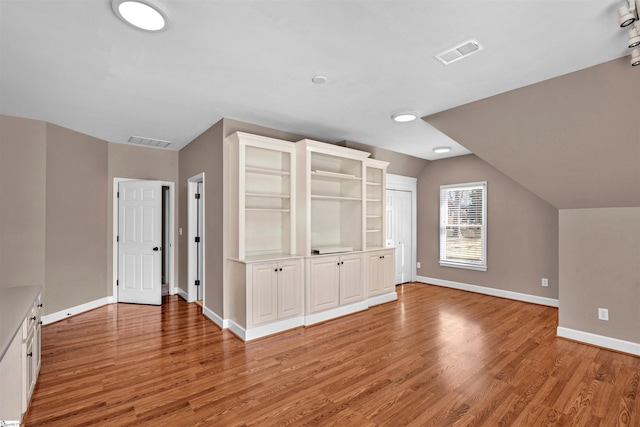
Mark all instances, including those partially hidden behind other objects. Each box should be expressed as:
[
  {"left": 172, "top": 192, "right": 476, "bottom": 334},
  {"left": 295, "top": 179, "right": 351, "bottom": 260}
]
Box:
[
  {"left": 127, "top": 135, "right": 172, "bottom": 148},
  {"left": 435, "top": 39, "right": 483, "bottom": 65}
]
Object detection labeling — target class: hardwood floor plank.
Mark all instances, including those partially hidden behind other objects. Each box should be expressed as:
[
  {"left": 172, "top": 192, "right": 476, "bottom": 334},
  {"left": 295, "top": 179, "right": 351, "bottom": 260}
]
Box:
[{"left": 23, "top": 283, "right": 640, "bottom": 426}]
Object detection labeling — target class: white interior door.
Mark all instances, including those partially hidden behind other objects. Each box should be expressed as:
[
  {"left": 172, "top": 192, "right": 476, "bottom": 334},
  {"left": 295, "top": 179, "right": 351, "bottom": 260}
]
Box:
[
  {"left": 118, "top": 180, "right": 162, "bottom": 305},
  {"left": 387, "top": 189, "right": 412, "bottom": 284}
]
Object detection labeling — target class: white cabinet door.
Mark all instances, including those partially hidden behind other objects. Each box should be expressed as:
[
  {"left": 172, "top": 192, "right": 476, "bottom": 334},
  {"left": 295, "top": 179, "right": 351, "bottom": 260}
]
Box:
[
  {"left": 278, "top": 260, "right": 302, "bottom": 319},
  {"left": 251, "top": 262, "right": 279, "bottom": 325},
  {"left": 339, "top": 253, "right": 364, "bottom": 305},
  {"left": 367, "top": 252, "right": 383, "bottom": 296},
  {"left": 381, "top": 250, "right": 396, "bottom": 293},
  {"left": 309, "top": 256, "right": 340, "bottom": 313}
]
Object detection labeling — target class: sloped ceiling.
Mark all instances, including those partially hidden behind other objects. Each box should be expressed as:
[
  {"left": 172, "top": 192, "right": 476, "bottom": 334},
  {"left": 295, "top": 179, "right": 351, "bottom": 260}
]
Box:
[{"left": 424, "top": 58, "right": 640, "bottom": 209}]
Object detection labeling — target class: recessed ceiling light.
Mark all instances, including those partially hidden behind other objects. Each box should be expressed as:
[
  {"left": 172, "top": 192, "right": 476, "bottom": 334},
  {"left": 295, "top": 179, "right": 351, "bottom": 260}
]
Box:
[
  {"left": 112, "top": 0, "right": 169, "bottom": 32},
  {"left": 391, "top": 112, "right": 419, "bottom": 122},
  {"left": 433, "top": 146, "right": 452, "bottom": 154},
  {"left": 311, "top": 75, "right": 328, "bottom": 84}
]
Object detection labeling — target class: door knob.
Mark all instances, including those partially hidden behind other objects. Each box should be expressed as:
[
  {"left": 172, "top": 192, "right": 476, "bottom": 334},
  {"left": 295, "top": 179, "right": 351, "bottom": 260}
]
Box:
[{"left": 153, "top": 247, "right": 160, "bottom": 251}]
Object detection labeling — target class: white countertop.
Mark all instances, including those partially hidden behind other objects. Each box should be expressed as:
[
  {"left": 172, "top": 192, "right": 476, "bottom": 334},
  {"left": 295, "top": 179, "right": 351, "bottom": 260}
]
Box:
[{"left": 0, "top": 285, "right": 42, "bottom": 361}]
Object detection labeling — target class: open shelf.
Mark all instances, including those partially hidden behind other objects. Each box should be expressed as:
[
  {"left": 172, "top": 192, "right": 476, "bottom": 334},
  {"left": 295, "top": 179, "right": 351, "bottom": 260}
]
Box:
[
  {"left": 245, "top": 192, "right": 290, "bottom": 199},
  {"left": 311, "top": 195, "right": 361, "bottom": 201},
  {"left": 246, "top": 166, "right": 290, "bottom": 176},
  {"left": 311, "top": 170, "right": 362, "bottom": 181}
]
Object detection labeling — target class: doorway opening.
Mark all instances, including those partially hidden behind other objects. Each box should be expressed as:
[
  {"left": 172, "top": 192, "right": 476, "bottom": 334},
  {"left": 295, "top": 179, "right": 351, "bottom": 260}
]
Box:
[
  {"left": 162, "top": 185, "right": 170, "bottom": 296},
  {"left": 112, "top": 178, "right": 175, "bottom": 304},
  {"left": 386, "top": 174, "right": 417, "bottom": 284},
  {"left": 188, "top": 173, "right": 205, "bottom": 304}
]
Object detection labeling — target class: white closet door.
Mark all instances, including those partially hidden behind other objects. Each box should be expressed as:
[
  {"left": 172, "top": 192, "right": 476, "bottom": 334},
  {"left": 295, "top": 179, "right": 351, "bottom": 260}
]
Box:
[{"left": 387, "top": 189, "right": 412, "bottom": 284}]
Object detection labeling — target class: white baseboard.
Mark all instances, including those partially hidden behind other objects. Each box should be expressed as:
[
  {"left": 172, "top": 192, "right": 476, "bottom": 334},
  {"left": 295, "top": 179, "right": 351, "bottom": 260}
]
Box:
[
  {"left": 202, "top": 305, "right": 226, "bottom": 329},
  {"left": 368, "top": 292, "right": 398, "bottom": 307},
  {"left": 41, "top": 296, "right": 113, "bottom": 325},
  {"left": 557, "top": 327, "right": 640, "bottom": 356},
  {"left": 417, "top": 276, "right": 559, "bottom": 308},
  {"left": 230, "top": 317, "right": 306, "bottom": 342},
  {"left": 304, "top": 301, "right": 369, "bottom": 326},
  {"left": 176, "top": 287, "right": 189, "bottom": 301}
]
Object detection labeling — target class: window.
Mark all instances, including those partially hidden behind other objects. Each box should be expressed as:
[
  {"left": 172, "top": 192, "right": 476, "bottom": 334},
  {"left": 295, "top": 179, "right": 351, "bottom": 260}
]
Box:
[{"left": 440, "top": 181, "right": 487, "bottom": 271}]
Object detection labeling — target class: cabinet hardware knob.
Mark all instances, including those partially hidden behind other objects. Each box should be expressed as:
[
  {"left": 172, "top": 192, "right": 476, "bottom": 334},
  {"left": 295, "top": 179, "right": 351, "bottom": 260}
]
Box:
[
  {"left": 275, "top": 268, "right": 278, "bottom": 272},
  {"left": 39, "top": 320, "right": 43, "bottom": 325},
  {"left": 279, "top": 268, "right": 282, "bottom": 271},
  {"left": 341, "top": 261, "right": 344, "bottom": 265},
  {"left": 27, "top": 352, "right": 33, "bottom": 357},
  {"left": 38, "top": 303, "right": 43, "bottom": 308},
  {"left": 153, "top": 246, "right": 160, "bottom": 251},
  {"left": 31, "top": 316, "right": 37, "bottom": 321}
]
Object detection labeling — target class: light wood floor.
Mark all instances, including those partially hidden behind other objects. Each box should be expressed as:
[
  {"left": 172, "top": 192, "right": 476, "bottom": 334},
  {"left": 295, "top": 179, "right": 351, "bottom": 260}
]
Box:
[{"left": 24, "top": 283, "right": 640, "bottom": 426}]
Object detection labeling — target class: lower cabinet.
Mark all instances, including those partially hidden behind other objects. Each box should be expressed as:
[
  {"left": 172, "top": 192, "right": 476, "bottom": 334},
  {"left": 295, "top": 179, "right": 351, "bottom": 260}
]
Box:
[
  {"left": 251, "top": 259, "right": 303, "bottom": 326},
  {"left": 0, "top": 289, "right": 42, "bottom": 424},
  {"left": 229, "top": 250, "right": 396, "bottom": 340},
  {"left": 228, "top": 257, "right": 304, "bottom": 341},
  {"left": 308, "top": 252, "right": 364, "bottom": 313},
  {"left": 367, "top": 249, "right": 395, "bottom": 297}
]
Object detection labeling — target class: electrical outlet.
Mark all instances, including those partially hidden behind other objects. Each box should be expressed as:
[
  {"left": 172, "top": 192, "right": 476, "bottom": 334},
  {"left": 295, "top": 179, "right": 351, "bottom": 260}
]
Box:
[
  {"left": 541, "top": 278, "right": 548, "bottom": 287},
  {"left": 598, "top": 308, "right": 609, "bottom": 321},
  {"left": 417, "top": 262, "right": 421, "bottom": 269}
]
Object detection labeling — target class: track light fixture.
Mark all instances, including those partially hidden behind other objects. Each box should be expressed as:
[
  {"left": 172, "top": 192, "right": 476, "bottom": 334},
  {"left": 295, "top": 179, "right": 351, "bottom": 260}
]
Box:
[
  {"left": 618, "top": 0, "right": 640, "bottom": 66},
  {"left": 619, "top": 0, "right": 638, "bottom": 27},
  {"left": 629, "top": 23, "right": 640, "bottom": 48},
  {"left": 632, "top": 48, "right": 640, "bottom": 66}
]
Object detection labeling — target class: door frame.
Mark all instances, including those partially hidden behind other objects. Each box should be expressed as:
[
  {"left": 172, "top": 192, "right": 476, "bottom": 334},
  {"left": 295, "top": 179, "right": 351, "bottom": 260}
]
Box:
[
  {"left": 386, "top": 174, "right": 417, "bottom": 283},
  {"left": 188, "top": 173, "right": 205, "bottom": 303},
  {"left": 112, "top": 177, "right": 176, "bottom": 303}
]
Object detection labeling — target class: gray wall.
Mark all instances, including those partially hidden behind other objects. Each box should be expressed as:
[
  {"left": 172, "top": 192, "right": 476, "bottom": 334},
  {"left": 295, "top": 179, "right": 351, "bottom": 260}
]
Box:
[
  {"left": 417, "top": 154, "right": 559, "bottom": 299},
  {"left": 0, "top": 116, "right": 46, "bottom": 289},
  {"left": 559, "top": 208, "right": 640, "bottom": 343},
  {"left": 107, "top": 142, "right": 179, "bottom": 297},
  {"left": 178, "top": 120, "right": 224, "bottom": 316},
  {"left": 45, "top": 123, "right": 108, "bottom": 314},
  {"left": 0, "top": 115, "right": 183, "bottom": 315}
]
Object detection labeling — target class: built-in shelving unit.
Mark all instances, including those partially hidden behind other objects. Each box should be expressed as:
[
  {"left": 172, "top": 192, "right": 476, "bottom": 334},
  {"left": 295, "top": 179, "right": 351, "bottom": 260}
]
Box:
[
  {"left": 226, "top": 132, "right": 396, "bottom": 340},
  {"left": 297, "top": 141, "right": 370, "bottom": 257},
  {"left": 365, "top": 159, "right": 388, "bottom": 250},
  {"left": 227, "top": 132, "right": 296, "bottom": 261}
]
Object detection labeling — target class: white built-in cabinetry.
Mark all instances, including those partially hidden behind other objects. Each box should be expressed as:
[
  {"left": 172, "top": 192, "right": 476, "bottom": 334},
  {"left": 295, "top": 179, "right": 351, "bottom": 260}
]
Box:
[
  {"left": 367, "top": 249, "right": 395, "bottom": 299},
  {"left": 226, "top": 132, "right": 396, "bottom": 341},
  {"left": 0, "top": 286, "right": 42, "bottom": 424}
]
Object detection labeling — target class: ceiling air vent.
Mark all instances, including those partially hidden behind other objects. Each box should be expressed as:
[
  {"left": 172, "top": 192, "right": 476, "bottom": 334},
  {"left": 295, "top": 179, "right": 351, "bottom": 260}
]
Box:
[
  {"left": 435, "top": 39, "right": 483, "bottom": 65},
  {"left": 127, "top": 135, "right": 172, "bottom": 148}
]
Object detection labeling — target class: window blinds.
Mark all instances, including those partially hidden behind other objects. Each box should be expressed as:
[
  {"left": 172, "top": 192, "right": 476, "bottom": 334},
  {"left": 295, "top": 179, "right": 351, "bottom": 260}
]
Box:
[{"left": 439, "top": 182, "right": 487, "bottom": 271}]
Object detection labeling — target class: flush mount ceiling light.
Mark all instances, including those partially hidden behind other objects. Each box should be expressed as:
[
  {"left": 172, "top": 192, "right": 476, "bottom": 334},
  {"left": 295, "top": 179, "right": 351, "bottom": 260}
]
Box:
[
  {"left": 433, "top": 146, "right": 452, "bottom": 154},
  {"left": 391, "top": 112, "right": 419, "bottom": 123},
  {"left": 311, "top": 75, "right": 328, "bottom": 84},
  {"left": 632, "top": 48, "right": 640, "bottom": 66},
  {"left": 112, "top": 0, "right": 169, "bottom": 32}
]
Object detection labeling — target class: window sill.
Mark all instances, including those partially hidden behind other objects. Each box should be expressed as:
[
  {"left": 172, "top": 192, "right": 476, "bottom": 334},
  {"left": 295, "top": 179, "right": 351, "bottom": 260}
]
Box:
[{"left": 439, "top": 261, "right": 487, "bottom": 272}]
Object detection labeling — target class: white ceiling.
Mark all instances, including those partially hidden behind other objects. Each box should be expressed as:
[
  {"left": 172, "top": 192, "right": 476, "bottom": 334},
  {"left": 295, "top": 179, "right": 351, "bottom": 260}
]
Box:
[{"left": 0, "top": 0, "right": 633, "bottom": 160}]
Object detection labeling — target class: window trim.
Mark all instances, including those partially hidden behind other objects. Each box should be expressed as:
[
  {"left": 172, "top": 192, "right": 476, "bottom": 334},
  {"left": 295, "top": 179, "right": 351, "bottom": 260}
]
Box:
[{"left": 439, "top": 181, "right": 487, "bottom": 272}]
